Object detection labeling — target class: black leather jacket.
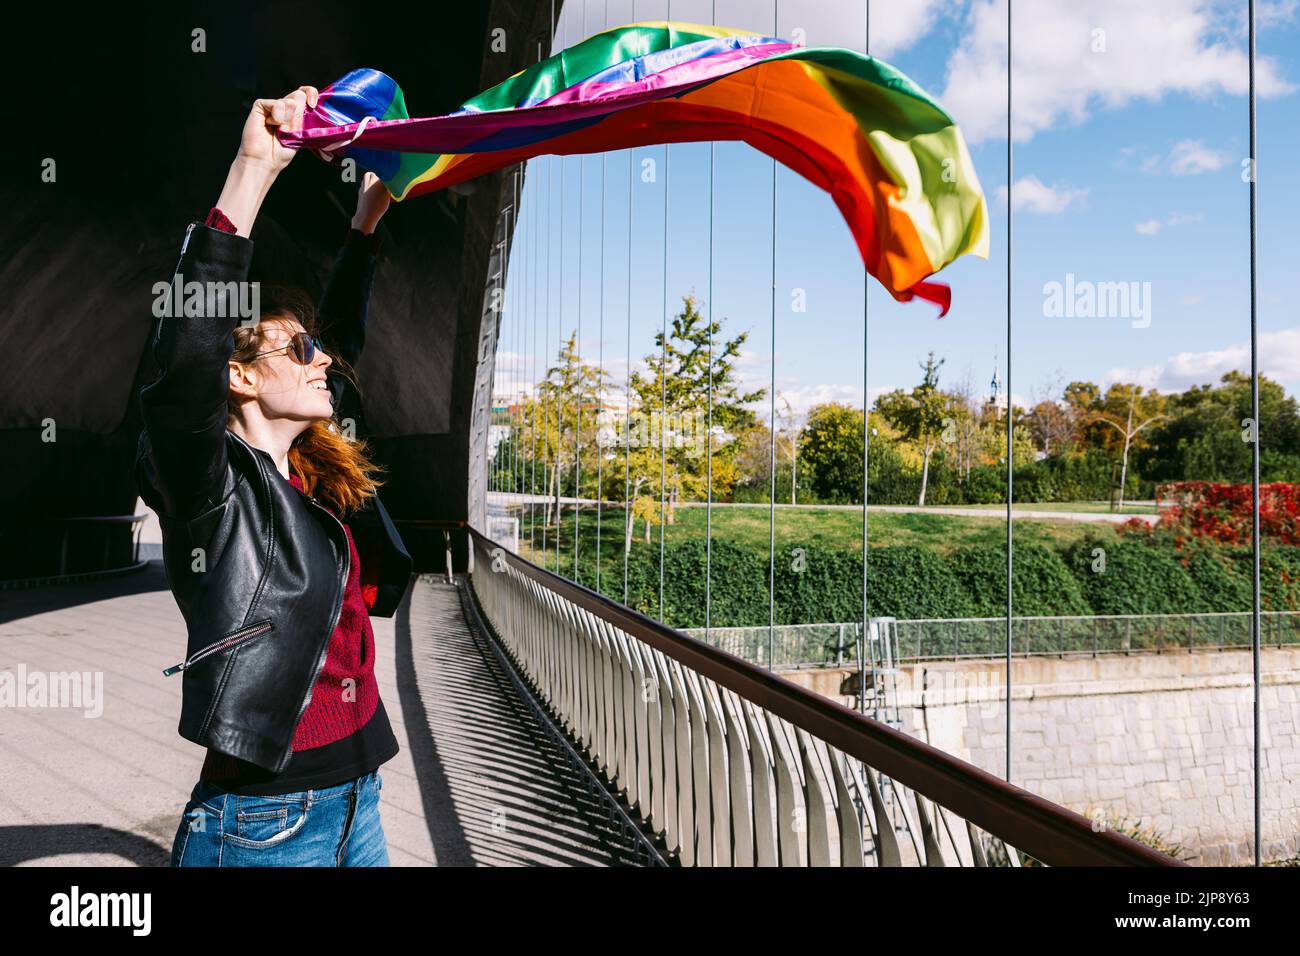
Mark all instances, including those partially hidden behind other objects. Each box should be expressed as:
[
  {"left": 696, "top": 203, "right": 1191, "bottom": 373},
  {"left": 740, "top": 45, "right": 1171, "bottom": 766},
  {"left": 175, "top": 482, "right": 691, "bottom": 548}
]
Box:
[{"left": 134, "top": 220, "right": 412, "bottom": 773}]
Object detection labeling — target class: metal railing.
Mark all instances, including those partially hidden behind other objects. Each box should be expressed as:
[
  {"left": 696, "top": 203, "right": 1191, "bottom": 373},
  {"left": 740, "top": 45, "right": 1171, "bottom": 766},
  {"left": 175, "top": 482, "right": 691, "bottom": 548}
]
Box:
[
  {"left": 681, "top": 612, "right": 1300, "bottom": 668},
  {"left": 457, "top": 523, "right": 1179, "bottom": 867},
  {"left": 0, "top": 515, "right": 149, "bottom": 588}
]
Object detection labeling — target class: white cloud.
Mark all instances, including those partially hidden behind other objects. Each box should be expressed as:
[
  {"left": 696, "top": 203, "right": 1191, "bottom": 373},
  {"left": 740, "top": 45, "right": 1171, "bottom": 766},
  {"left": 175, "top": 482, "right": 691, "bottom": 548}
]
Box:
[
  {"left": 1117, "top": 146, "right": 1165, "bottom": 172},
  {"left": 1169, "top": 139, "right": 1230, "bottom": 174},
  {"left": 1258, "top": 0, "right": 1300, "bottom": 27},
  {"left": 941, "top": 0, "right": 1295, "bottom": 144},
  {"left": 996, "top": 175, "right": 1089, "bottom": 213},
  {"left": 1108, "top": 326, "right": 1300, "bottom": 390},
  {"left": 1135, "top": 210, "right": 1203, "bottom": 234},
  {"left": 870, "top": 0, "right": 953, "bottom": 58},
  {"left": 771, "top": 0, "right": 952, "bottom": 58}
]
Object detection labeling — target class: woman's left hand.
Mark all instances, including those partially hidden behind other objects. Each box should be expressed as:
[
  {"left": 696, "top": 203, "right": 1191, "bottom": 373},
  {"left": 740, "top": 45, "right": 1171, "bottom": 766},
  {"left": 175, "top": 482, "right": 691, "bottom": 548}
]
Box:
[{"left": 351, "top": 171, "right": 391, "bottom": 235}]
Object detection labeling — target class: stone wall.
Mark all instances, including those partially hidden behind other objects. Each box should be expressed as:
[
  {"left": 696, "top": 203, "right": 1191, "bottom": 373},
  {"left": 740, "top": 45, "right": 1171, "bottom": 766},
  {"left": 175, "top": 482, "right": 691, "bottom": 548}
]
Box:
[{"left": 783, "top": 648, "right": 1300, "bottom": 865}]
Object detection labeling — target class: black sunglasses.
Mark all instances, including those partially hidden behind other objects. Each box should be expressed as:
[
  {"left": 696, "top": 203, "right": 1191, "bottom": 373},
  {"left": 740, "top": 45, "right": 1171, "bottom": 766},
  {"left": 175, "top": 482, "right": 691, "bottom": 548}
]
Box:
[{"left": 253, "top": 332, "right": 326, "bottom": 365}]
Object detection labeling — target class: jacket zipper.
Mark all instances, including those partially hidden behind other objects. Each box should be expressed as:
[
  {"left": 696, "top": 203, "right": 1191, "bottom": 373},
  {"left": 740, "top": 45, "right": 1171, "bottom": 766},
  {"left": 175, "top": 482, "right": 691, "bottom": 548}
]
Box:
[{"left": 163, "top": 619, "right": 274, "bottom": 676}]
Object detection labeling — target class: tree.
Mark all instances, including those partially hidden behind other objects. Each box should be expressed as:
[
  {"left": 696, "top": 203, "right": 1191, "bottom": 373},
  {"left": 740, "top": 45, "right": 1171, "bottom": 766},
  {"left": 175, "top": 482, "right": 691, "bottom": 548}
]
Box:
[
  {"left": 1142, "top": 372, "right": 1300, "bottom": 484},
  {"left": 1024, "top": 374, "right": 1078, "bottom": 458},
  {"left": 876, "top": 352, "right": 948, "bottom": 506},
  {"left": 774, "top": 392, "right": 803, "bottom": 504},
  {"left": 948, "top": 367, "right": 983, "bottom": 481},
  {"left": 1090, "top": 383, "right": 1165, "bottom": 510},
  {"left": 799, "top": 402, "right": 865, "bottom": 504},
  {"left": 626, "top": 294, "right": 765, "bottom": 521},
  {"left": 532, "top": 330, "right": 609, "bottom": 530}
]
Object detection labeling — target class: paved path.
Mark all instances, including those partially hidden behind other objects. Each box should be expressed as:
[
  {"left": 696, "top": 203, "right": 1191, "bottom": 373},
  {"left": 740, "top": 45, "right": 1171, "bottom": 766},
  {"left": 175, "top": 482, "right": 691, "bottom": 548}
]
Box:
[
  {"left": 485, "top": 492, "right": 1160, "bottom": 525},
  {"left": 0, "top": 567, "right": 624, "bottom": 866}
]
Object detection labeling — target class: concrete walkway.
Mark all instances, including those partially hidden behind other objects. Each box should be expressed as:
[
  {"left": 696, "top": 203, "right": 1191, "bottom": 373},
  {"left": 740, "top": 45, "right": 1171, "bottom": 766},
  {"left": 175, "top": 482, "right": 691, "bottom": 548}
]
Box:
[
  {"left": 0, "top": 567, "right": 625, "bottom": 866},
  {"left": 485, "top": 492, "right": 1160, "bottom": 525}
]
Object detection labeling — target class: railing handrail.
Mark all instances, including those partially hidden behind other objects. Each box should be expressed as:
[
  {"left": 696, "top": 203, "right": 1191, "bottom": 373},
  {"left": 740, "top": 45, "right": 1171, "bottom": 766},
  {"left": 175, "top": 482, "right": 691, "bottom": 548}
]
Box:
[{"left": 450, "top": 521, "right": 1179, "bottom": 866}]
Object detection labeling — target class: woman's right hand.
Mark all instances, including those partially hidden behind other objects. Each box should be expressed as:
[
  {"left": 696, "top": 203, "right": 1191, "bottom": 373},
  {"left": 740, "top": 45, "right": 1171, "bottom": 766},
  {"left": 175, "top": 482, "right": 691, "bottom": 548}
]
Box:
[
  {"left": 215, "top": 86, "right": 321, "bottom": 236},
  {"left": 235, "top": 86, "right": 319, "bottom": 174}
]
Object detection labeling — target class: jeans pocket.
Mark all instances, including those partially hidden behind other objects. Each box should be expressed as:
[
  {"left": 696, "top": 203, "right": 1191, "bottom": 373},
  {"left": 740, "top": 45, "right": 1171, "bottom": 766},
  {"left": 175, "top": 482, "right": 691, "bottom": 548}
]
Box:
[{"left": 224, "top": 793, "right": 309, "bottom": 849}]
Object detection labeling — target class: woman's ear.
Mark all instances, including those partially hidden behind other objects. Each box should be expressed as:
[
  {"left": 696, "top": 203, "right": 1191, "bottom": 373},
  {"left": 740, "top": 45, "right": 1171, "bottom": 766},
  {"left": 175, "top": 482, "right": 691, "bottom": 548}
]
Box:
[{"left": 228, "top": 360, "right": 258, "bottom": 400}]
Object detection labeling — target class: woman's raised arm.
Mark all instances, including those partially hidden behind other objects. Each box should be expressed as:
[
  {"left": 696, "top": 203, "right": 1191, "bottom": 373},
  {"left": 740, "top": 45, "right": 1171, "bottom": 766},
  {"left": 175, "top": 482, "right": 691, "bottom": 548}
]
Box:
[
  {"left": 318, "top": 172, "right": 390, "bottom": 370},
  {"left": 136, "top": 87, "right": 316, "bottom": 521}
]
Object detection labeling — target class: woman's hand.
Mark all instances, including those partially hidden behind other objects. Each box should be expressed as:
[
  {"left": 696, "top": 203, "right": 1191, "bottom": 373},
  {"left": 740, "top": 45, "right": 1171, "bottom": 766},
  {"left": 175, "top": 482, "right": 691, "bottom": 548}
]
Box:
[
  {"left": 213, "top": 86, "right": 319, "bottom": 237},
  {"left": 238, "top": 86, "right": 319, "bottom": 174},
  {"left": 351, "top": 172, "right": 392, "bottom": 235}
]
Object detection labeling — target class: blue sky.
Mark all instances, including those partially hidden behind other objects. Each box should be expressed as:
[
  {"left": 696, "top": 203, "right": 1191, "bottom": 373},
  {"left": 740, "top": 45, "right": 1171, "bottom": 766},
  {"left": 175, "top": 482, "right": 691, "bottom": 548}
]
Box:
[{"left": 494, "top": 0, "right": 1300, "bottom": 425}]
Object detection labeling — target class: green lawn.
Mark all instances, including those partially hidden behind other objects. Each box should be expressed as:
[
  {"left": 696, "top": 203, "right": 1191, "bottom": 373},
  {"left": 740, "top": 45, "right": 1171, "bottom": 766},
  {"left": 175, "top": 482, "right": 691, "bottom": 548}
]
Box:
[
  {"left": 514, "top": 500, "right": 1105, "bottom": 572},
  {"left": 934, "top": 501, "right": 1158, "bottom": 515}
]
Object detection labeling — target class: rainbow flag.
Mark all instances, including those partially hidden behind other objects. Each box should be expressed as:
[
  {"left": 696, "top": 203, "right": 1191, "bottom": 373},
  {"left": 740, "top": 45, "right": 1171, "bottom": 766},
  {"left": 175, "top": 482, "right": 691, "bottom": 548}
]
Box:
[{"left": 279, "top": 21, "right": 989, "bottom": 314}]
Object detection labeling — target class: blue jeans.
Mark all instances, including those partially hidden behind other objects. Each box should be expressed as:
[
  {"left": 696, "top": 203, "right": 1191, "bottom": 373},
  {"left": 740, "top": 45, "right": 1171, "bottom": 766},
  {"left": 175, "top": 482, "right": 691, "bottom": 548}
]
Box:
[{"left": 169, "top": 769, "right": 390, "bottom": 867}]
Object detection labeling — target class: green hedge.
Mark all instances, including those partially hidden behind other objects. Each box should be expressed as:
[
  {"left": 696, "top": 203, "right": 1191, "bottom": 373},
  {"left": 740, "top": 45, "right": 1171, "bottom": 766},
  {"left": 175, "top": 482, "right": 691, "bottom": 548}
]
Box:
[
  {"left": 1064, "top": 537, "right": 1203, "bottom": 615},
  {"left": 949, "top": 544, "right": 1091, "bottom": 616},
  {"left": 1182, "top": 546, "right": 1253, "bottom": 613},
  {"left": 771, "top": 544, "right": 977, "bottom": 622},
  {"left": 610, "top": 535, "right": 1300, "bottom": 628},
  {"left": 622, "top": 538, "right": 772, "bottom": 628}
]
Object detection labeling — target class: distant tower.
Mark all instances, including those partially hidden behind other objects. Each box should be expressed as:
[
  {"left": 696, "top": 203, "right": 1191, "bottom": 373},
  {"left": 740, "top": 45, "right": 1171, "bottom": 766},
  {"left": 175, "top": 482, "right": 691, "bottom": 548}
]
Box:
[{"left": 986, "top": 357, "right": 1006, "bottom": 420}]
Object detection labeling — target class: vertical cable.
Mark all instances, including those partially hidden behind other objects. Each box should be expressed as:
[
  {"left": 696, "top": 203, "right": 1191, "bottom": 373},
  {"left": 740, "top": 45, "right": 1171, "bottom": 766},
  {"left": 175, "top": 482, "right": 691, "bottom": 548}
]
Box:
[
  {"left": 705, "top": 0, "right": 716, "bottom": 639},
  {"left": 558, "top": 92, "right": 566, "bottom": 575},
  {"left": 575, "top": 157, "right": 584, "bottom": 581},
  {"left": 597, "top": 0, "right": 609, "bottom": 594},
  {"left": 624, "top": 143, "right": 634, "bottom": 605},
  {"left": 542, "top": 4, "right": 556, "bottom": 562},
  {"left": 623, "top": 0, "right": 637, "bottom": 606},
  {"left": 522, "top": 157, "right": 533, "bottom": 548},
  {"left": 543, "top": 155, "right": 554, "bottom": 561},
  {"left": 1248, "top": 0, "right": 1261, "bottom": 868},
  {"left": 1005, "top": 0, "right": 1014, "bottom": 784},
  {"left": 531, "top": 92, "right": 541, "bottom": 555},
  {"left": 554, "top": 2, "right": 567, "bottom": 575},
  {"left": 658, "top": 6, "right": 671, "bottom": 621},
  {"left": 513, "top": 169, "right": 521, "bottom": 515},
  {"left": 859, "top": 1, "right": 870, "bottom": 716},
  {"left": 767, "top": 0, "right": 780, "bottom": 670},
  {"left": 575, "top": 0, "right": 587, "bottom": 582}
]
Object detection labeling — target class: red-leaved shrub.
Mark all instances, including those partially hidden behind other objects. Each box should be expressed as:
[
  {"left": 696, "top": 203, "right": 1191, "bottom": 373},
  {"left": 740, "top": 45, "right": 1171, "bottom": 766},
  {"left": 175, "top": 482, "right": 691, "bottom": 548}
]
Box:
[{"left": 1153, "top": 481, "right": 1300, "bottom": 546}]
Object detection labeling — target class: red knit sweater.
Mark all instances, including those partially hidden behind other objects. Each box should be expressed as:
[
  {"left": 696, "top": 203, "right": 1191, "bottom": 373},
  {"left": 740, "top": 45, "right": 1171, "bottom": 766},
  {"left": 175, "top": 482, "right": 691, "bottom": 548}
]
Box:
[{"left": 283, "top": 471, "right": 381, "bottom": 748}]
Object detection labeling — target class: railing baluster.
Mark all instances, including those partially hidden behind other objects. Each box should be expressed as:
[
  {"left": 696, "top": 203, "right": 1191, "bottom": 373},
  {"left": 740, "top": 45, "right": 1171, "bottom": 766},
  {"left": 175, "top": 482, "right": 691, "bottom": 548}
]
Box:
[
  {"left": 722, "top": 688, "right": 755, "bottom": 865},
  {"left": 698, "top": 674, "right": 731, "bottom": 866},
  {"left": 913, "top": 793, "right": 947, "bottom": 867},
  {"left": 795, "top": 726, "right": 835, "bottom": 865},
  {"left": 827, "top": 747, "right": 866, "bottom": 866},
  {"left": 670, "top": 659, "right": 702, "bottom": 865}
]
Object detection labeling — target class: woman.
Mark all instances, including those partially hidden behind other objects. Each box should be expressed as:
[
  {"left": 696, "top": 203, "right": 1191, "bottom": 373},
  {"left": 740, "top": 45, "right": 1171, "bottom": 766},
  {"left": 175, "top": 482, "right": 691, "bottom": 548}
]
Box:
[{"left": 135, "top": 86, "right": 413, "bottom": 866}]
